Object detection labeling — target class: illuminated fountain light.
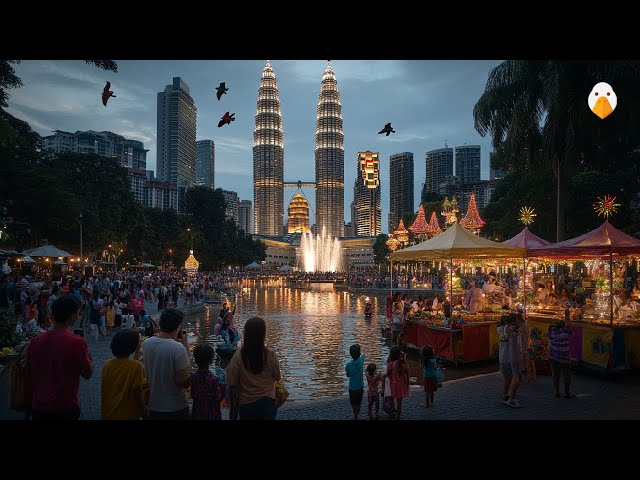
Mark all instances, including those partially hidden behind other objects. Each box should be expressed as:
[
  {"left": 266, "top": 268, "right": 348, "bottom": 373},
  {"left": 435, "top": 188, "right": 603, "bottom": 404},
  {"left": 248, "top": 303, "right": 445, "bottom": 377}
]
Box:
[{"left": 298, "top": 227, "right": 343, "bottom": 272}]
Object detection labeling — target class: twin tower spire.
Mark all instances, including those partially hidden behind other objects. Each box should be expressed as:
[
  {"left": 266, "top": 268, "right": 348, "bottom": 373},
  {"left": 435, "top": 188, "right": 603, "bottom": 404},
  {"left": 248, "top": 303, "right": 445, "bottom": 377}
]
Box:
[{"left": 253, "top": 61, "right": 344, "bottom": 238}]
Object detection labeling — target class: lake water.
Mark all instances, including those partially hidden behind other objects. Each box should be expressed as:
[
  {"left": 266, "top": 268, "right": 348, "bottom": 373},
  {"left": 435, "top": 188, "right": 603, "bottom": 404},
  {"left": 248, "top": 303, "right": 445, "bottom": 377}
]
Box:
[{"left": 182, "top": 280, "right": 391, "bottom": 401}]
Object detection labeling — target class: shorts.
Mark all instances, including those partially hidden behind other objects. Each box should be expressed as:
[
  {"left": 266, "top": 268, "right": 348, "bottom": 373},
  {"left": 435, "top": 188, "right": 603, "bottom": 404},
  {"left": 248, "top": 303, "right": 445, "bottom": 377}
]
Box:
[
  {"left": 550, "top": 360, "right": 571, "bottom": 376},
  {"left": 349, "top": 388, "right": 364, "bottom": 406},
  {"left": 500, "top": 362, "right": 523, "bottom": 375}
]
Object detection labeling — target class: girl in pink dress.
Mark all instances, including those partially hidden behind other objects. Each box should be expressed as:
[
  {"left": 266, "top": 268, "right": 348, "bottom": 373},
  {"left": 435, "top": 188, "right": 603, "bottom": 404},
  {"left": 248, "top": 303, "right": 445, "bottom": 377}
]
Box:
[{"left": 386, "top": 346, "right": 410, "bottom": 420}]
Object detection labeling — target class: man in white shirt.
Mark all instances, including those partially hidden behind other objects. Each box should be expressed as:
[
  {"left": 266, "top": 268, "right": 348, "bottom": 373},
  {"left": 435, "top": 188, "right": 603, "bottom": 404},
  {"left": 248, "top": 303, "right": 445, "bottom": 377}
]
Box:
[{"left": 141, "top": 309, "right": 190, "bottom": 419}]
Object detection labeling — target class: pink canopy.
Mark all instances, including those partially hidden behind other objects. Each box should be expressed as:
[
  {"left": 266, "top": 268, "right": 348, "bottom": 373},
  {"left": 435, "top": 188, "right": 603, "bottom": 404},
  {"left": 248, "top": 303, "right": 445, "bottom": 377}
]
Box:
[
  {"left": 527, "top": 221, "right": 640, "bottom": 257},
  {"left": 502, "top": 227, "right": 551, "bottom": 249}
]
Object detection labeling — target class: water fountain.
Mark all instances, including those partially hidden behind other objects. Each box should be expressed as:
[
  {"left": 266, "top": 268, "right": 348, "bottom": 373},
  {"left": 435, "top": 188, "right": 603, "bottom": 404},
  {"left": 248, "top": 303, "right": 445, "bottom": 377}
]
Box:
[{"left": 298, "top": 227, "right": 343, "bottom": 272}]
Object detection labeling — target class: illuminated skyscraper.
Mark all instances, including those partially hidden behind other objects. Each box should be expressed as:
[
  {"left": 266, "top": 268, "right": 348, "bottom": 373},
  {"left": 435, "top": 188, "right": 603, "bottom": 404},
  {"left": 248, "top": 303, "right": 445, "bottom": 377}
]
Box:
[
  {"left": 355, "top": 151, "right": 381, "bottom": 237},
  {"left": 287, "top": 192, "right": 311, "bottom": 234},
  {"left": 253, "top": 62, "right": 284, "bottom": 236},
  {"left": 315, "top": 62, "right": 344, "bottom": 239}
]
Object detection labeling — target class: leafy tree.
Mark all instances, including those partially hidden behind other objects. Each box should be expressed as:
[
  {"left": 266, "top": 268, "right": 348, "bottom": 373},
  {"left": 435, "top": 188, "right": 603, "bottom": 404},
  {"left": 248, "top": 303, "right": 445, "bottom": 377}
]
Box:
[
  {"left": 373, "top": 234, "right": 390, "bottom": 265},
  {"left": 473, "top": 60, "right": 640, "bottom": 240}
]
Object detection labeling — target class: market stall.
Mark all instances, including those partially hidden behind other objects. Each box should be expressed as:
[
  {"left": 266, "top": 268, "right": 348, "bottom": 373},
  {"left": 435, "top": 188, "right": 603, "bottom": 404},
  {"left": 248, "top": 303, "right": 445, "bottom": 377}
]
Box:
[
  {"left": 391, "top": 222, "right": 525, "bottom": 363},
  {"left": 527, "top": 221, "right": 640, "bottom": 370}
]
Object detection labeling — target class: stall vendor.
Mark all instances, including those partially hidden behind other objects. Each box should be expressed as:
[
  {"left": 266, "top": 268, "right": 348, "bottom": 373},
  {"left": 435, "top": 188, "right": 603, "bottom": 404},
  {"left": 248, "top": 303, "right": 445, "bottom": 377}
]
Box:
[
  {"left": 631, "top": 278, "right": 640, "bottom": 301},
  {"left": 536, "top": 281, "right": 556, "bottom": 304},
  {"left": 464, "top": 280, "right": 485, "bottom": 313},
  {"left": 483, "top": 273, "right": 504, "bottom": 305},
  {"left": 555, "top": 288, "right": 571, "bottom": 308}
]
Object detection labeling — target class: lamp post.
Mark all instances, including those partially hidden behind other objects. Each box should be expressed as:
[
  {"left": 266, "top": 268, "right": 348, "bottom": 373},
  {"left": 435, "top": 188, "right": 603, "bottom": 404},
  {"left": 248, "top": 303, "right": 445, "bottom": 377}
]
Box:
[
  {"left": 78, "top": 212, "right": 83, "bottom": 274},
  {"left": 168, "top": 248, "right": 173, "bottom": 269},
  {"left": 187, "top": 228, "right": 194, "bottom": 251}
]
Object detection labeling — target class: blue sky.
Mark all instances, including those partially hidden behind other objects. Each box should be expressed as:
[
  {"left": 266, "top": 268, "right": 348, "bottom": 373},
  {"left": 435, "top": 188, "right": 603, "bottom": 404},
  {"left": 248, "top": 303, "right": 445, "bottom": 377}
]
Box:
[{"left": 7, "top": 60, "right": 502, "bottom": 233}]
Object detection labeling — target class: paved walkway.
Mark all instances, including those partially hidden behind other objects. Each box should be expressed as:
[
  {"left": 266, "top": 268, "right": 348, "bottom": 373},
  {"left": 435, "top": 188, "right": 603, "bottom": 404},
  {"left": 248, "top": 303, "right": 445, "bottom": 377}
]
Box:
[
  {"left": 276, "top": 371, "right": 640, "bottom": 420},
  {"left": 3, "top": 297, "right": 640, "bottom": 420}
]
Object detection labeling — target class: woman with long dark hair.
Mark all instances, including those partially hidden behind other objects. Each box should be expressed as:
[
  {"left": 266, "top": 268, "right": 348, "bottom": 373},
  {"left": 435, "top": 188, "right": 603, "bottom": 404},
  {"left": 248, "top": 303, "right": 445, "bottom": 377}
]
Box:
[{"left": 225, "top": 317, "right": 281, "bottom": 420}]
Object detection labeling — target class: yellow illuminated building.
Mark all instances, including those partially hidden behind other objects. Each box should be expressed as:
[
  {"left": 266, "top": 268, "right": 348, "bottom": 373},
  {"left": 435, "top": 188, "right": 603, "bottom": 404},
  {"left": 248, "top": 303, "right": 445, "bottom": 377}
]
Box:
[{"left": 287, "top": 192, "right": 311, "bottom": 234}]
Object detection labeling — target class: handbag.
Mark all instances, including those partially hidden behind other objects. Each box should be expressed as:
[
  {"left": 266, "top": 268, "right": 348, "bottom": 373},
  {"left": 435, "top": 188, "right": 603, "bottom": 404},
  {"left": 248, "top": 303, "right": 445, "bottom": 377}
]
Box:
[
  {"left": 275, "top": 380, "right": 289, "bottom": 408},
  {"left": 10, "top": 343, "right": 32, "bottom": 412}
]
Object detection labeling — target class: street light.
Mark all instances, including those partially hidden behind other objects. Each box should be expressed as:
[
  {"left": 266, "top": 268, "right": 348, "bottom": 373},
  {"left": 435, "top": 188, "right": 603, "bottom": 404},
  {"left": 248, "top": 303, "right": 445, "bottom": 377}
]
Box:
[
  {"left": 78, "top": 212, "right": 83, "bottom": 273},
  {"left": 187, "top": 228, "right": 194, "bottom": 251}
]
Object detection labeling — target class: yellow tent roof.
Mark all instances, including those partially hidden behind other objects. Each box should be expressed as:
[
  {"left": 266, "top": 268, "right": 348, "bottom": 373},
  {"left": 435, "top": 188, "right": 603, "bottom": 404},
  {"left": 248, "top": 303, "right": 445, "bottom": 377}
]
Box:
[{"left": 390, "top": 222, "right": 525, "bottom": 261}]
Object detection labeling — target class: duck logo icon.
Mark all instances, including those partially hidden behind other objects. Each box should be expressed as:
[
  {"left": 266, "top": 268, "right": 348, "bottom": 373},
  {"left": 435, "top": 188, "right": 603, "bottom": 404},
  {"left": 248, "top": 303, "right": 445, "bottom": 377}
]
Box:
[{"left": 588, "top": 82, "right": 617, "bottom": 119}]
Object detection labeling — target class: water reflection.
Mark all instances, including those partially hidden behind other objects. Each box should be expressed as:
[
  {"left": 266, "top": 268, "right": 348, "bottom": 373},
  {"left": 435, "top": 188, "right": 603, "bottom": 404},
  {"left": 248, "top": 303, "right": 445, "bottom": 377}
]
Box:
[{"left": 182, "top": 283, "right": 389, "bottom": 401}]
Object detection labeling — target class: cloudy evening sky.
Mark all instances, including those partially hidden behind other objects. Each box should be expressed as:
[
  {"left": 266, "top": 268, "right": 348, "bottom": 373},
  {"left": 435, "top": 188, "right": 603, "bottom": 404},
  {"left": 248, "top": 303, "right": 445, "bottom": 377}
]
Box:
[{"left": 7, "top": 60, "right": 502, "bottom": 233}]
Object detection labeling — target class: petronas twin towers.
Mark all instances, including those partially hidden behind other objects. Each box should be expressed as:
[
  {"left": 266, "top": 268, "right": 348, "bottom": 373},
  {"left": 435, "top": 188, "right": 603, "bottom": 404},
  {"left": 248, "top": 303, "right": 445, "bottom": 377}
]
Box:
[{"left": 253, "top": 61, "right": 344, "bottom": 238}]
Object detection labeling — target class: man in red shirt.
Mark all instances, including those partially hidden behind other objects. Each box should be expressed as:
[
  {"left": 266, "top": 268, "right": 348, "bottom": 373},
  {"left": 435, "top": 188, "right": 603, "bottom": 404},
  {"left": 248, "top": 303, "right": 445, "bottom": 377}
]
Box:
[{"left": 27, "top": 295, "right": 93, "bottom": 420}]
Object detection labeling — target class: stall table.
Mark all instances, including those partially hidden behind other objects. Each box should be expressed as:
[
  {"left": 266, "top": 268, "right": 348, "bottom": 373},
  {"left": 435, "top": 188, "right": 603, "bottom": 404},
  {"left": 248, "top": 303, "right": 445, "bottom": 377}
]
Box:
[
  {"left": 404, "top": 316, "right": 500, "bottom": 363},
  {"left": 527, "top": 313, "right": 640, "bottom": 370}
]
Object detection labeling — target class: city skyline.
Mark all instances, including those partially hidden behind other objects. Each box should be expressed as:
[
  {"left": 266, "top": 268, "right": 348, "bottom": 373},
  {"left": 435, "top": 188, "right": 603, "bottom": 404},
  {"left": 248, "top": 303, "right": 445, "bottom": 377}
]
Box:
[{"left": 6, "top": 60, "right": 501, "bottom": 233}]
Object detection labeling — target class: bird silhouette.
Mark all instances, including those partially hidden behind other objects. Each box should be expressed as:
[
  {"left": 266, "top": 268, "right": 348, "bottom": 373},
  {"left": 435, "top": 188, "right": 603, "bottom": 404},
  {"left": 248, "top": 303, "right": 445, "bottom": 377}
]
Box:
[
  {"left": 102, "top": 81, "right": 116, "bottom": 106},
  {"left": 378, "top": 123, "right": 395, "bottom": 136},
  {"left": 216, "top": 82, "right": 229, "bottom": 101},
  {"left": 218, "top": 112, "right": 235, "bottom": 128}
]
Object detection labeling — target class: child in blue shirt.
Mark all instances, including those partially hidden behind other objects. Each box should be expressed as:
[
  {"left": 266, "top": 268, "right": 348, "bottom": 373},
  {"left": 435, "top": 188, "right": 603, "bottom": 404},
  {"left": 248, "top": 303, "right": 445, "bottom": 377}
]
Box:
[
  {"left": 420, "top": 345, "right": 437, "bottom": 408},
  {"left": 345, "top": 344, "right": 366, "bottom": 420}
]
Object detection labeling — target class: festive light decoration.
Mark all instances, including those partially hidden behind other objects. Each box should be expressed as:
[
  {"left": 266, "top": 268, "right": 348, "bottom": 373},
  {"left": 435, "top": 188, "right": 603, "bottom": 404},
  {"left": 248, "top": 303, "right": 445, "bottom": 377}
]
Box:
[
  {"left": 386, "top": 235, "right": 400, "bottom": 252},
  {"left": 519, "top": 206, "right": 536, "bottom": 226},
  {"left": 409, "top": 205, "right": 431, "bottom": 239},
  {"left": 428, "top": 211, "right": 442, "bottom": 237},
  {"left": 184, "top": 250, "right": 200, "bottom": 272},
  {"left": 594, "top": 195, "right": 620, "bottom": 218},
  {"left": 441, "top": 196, "right": 459, "bottom": 226},
  {"left": 393, "top": 219, "right": 409, "bottom": 245},
  {"left": 460, "top": 194, "right": 486, "bottom": 235}
]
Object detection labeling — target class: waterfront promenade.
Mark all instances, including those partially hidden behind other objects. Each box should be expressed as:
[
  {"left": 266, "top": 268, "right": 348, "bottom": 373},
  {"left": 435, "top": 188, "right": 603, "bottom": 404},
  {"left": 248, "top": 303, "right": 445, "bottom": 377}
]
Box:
[{"left": 2, "top": 296, "right": 639, "bottom": 420}]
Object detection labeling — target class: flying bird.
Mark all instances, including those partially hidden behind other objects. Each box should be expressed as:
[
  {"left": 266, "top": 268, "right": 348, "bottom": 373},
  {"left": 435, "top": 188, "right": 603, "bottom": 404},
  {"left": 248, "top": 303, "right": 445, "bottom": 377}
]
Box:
[
  {"left": 378, "top": 123, "right": 395, "bottom": 136},
  {"left": 102, "top": 81, "right": 116, "bottom": 106},
  {"left": 218, "top": 112, "right": 236, "bottom": 128},
  {"left": 216, "top": 82, "right": 229, "bottom": 100}
]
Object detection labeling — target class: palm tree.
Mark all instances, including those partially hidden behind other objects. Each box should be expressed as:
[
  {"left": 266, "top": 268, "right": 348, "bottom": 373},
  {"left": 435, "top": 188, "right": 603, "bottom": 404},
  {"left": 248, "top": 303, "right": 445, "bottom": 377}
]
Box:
[{"left": 474, "top": 60, "right": 640, "bottom": 241}]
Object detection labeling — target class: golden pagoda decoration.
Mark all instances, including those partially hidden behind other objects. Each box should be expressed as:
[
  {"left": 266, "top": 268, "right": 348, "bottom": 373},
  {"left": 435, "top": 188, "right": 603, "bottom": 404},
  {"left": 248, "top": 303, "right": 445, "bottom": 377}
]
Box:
[
  {"left": 393, "top": 219, "right": 409, "bottom": 246},
  {"left": 184, "top": 250, "right": 200, "bottom": 273},
  {"left": 409, "top": 204, "right": 432, "bottom": 241},
  {"left": 287, "top": 192, "right": 311, "bottom": 234},
  {"left": 441, "top": 196, "right": 459, "bottom": 227},
  {"left": 460, "top": 194, "right": 486, "bottom": 235},
  {"left": 428, "top": 211, "right": 442, "bottom": 237},
  {"left": 386, "top": 235, "right": 400, "bottom": 252}
]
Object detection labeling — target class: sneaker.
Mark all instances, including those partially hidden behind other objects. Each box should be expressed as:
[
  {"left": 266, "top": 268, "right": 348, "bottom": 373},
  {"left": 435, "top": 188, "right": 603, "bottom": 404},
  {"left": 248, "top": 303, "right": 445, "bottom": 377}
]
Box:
[{"left": 506, "top": 399, "right": 521, "bottom": 408}]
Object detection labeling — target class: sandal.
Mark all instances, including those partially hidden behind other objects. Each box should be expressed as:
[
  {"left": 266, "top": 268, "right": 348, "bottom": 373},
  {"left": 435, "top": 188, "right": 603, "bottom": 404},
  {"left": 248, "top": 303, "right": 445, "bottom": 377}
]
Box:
[{"left": 506, "top": 399, "right": 521, "bottom": 408}]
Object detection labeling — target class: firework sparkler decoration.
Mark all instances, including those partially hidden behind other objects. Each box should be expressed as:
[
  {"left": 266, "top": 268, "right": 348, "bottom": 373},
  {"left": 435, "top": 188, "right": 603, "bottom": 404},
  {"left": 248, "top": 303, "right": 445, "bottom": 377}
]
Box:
[
  {"left": 594, "top": 195, "right": 620, "bottom": 218},
  {"left": 519, "top": 206, "right": 537, "bottom": 226}
]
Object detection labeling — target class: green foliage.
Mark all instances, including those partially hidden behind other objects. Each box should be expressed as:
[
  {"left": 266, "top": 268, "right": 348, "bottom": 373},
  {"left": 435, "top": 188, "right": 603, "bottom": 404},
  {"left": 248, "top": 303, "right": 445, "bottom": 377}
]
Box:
[
  {"left": 0, "top": 308, "right": 25, "bottom": 349},
  {"left": 421, "top": 189, "right": 443, "bottom": 204},
  {"left": 373, "top": 234, "right": 390, "bottom": 265},
  {"left": 474, "top": 60, "right": 640, "bottom": 239},
  {"left": 124, "top": 187, "right": 266, "bottom": 271}
]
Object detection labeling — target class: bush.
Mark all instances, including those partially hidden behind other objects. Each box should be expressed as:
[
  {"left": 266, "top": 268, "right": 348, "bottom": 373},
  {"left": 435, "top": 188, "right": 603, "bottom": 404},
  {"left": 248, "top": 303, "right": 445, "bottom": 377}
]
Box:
[{"left": 0, "top": 308, "right": 25, "bottom": 348}]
